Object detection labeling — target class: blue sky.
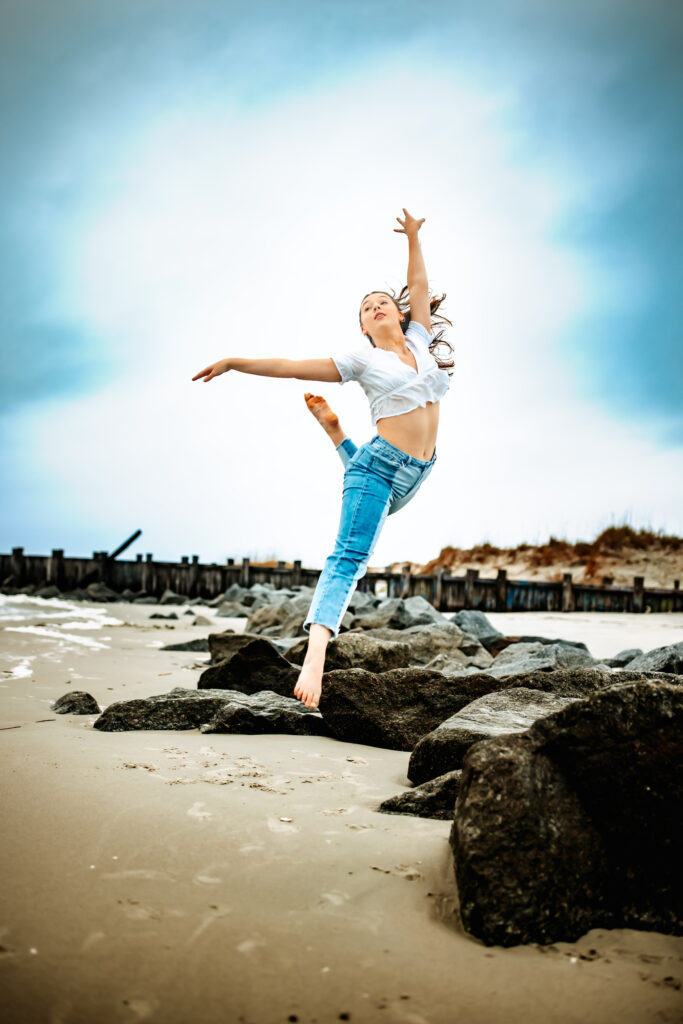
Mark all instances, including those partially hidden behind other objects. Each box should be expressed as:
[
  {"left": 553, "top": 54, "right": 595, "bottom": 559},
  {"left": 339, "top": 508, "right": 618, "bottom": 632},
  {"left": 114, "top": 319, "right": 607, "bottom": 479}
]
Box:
[{"left": 1, "top": 0, "right": 682, "bottom": 567}]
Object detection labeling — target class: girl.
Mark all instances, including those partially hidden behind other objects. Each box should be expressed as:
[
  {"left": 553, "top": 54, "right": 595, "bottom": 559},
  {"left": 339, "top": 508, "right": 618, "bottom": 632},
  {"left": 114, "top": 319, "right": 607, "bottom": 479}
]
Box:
[{"left": 192, "top": 208, "right": 454, "bottom": 711}]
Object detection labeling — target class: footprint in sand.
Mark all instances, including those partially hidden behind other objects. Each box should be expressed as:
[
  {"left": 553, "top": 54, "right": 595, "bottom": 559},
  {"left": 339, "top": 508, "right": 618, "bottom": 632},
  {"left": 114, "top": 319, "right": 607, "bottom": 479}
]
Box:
[
  {"left": 317, "top": 891, "right": 350, "bottom": 907},
  {"left": 187, "top": 802, "right": 213, "bottom": 820},
  {"left": 236, "top": 937, "right": 267, "bottom": 954},
  {"left": 118, "top": 898, "right": 161, "bottom": 921}
]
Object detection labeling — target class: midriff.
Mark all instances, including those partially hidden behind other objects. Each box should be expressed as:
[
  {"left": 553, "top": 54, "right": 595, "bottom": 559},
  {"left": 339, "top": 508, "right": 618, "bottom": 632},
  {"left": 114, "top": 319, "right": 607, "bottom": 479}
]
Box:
[{"left": 376, "top": 401, "right": 440, "bottom": 461}]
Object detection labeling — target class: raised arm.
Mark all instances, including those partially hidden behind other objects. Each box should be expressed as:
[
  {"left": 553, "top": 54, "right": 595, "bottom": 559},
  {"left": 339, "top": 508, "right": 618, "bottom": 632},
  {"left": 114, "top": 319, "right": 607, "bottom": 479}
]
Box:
[
  {"left": 394, "top": 207, "right": 431, "bottom": 333},
  {"left": 192, "top": 356, "right": 342, "bottom": 383}
]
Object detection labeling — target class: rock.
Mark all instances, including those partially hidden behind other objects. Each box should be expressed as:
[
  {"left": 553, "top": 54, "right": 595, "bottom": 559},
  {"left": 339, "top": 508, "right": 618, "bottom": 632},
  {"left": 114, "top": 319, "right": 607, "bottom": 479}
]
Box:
[
  {"left": 86, "top": 582, "right": 120, "bottom": 602},
  {"left": 485, "top": 635, "right": 596, "bottom": 658},
  {"left": 198, "top": 635, "right": 300, "bottom": 696},
  {"left": 34, "top": 584, "right": 62, "bottom": 599},
  {"left": 317, "top": 667, "right": 485, "bottom": 750},
  {"left": 134, "top": 596, "right": 159, "bottom": 604},
  {"left": 348, "top": 595, "right": 445, "bottom": 631},
  {"left": 348, "top": 622, "right": 491, "bottom": 666},
  {"left": 192, "top": 616, "right": 213, "bottom": 626},
  {"left": 201, "top": 690, "right": 328, "bottom": 736},
  {"left": 161, "top": 638, "right": 210, "bottom": 652},
  {"left": 450, "top": 681, "right": 683, "bottom": 946},
  {"left": 210, "top": 582, "right": 249, "bottom": 605},
  {"left": 150, "top": 611, "right": 178, "bottom": 620},
  {"left": 487, "top": 641, "right": 600, "bottom": 677},
  {"left": 621, "top": 641, "right": 683, "bottom": 675},
  {"left": 450, "top": 610, "right": 502, "bottom": 650},
  {"left": 159, "top": 588, "right": 186, "bottom": 605},
  {"left": 60, "top": 588, "right": 92, "bottom": 601},
  {"left": 284, "top": 632, "right": 413, "bottom": 673},
  {"left": 214, "top": 601, "right": 252, "bottom": 617},
  {"left": 347, "top": 589, "right": 379, "bottom": 612},
  {"left": 377, "top": 770, "right": 462, "bottom": 820},
  {"left": 246, "top": 596, "right": 305, "bottom": 634},
  {"left": 94, "top": 688, "right": 231, "bottom": 730},
  {"left": 423, "top": 650, "right": 471, "bottom": 674},
  {"left": 53, "top": 691, "right": 101, "bottom": 714},
  {"left": 408, "top": 688, "right": 579, "bottom": 784},
  {"left": 603, "top": 648, "right": 644, "bottom": 668}
]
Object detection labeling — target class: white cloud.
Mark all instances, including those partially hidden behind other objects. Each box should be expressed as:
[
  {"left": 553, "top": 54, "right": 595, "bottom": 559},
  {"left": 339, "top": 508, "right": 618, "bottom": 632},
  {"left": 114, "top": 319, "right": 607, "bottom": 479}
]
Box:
[{"left": 12, "top": 63, "right": 683, "bottom": 565}]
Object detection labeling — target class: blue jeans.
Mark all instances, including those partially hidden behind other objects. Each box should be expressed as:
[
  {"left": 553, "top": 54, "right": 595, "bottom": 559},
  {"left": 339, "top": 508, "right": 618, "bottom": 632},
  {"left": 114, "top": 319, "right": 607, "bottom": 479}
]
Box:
[{"left": 303, "top": 434, "right": 437, "bottom": 640}]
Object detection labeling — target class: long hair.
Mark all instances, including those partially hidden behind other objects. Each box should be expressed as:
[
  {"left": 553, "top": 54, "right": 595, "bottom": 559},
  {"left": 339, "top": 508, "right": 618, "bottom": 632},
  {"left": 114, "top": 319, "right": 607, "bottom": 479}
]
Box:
[{"left": 359, "top": 285, "right": 455, "bottom": 376}]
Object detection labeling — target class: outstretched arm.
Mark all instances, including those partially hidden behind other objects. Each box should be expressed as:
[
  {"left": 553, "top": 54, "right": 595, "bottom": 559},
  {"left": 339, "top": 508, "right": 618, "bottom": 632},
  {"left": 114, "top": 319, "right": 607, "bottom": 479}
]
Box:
[
  {"left": 192, "top": 356, "right": 342, "bottom": 383},
  {"left": 394, "top": 207, "right": 431, "bottom": 333}
]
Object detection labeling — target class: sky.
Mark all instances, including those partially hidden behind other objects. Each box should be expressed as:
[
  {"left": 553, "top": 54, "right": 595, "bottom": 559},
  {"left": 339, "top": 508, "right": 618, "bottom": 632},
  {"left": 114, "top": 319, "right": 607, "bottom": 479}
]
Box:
[{"left": 1, "top": 0, "right": 682, "bottom": 571}]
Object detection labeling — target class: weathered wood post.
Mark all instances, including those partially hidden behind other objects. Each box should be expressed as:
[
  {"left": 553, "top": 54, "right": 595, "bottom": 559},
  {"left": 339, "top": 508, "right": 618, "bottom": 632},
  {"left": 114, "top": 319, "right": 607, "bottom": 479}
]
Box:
[
  {"left": 401, "top": 561, "right": 411, "bottom": 598},
  {"left": 92, "top": 551, "right": 106, "bottom": 583},
  {"left": 464, "top": 568, "right": 479, "bottom": 609},
  {"left": 562, "top": 572, "right": 575, "bottom": 612},
  {"left": 633, "top": 576, "right": 645, "bottom": 613},
  {"left": 240, "top": 557, "right": 251, "bottom": 588},
  {"left": 495, "top": 568, "right": 507, "bottom": 611},
  {"left": 10, "top": 547, "right": 25, "bottom": 587},
  {"left": 47, "top": 549, "right": 65, "bottom": 589},
  {"left": 433, "top": 566, "right": 443, "bottom": 611},
  {"left": 292, "top": 559, "right": 302, "bottom": 587},
  {"left": 142, "top": 553, "right": 153, "bottom": 596}
]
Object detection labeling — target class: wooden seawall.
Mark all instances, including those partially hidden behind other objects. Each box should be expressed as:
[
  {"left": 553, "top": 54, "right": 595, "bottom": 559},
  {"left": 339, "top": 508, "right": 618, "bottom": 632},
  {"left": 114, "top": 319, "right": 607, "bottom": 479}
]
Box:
[{"left": 2, "top": 547, "right": 682, "bottom": 614}]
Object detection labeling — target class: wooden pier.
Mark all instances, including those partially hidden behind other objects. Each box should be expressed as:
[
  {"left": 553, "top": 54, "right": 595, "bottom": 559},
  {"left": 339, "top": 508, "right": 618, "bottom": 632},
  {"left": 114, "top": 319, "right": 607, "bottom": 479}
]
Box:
[{"left": 2, "top": 547, "right": 682, "bottom": 614}]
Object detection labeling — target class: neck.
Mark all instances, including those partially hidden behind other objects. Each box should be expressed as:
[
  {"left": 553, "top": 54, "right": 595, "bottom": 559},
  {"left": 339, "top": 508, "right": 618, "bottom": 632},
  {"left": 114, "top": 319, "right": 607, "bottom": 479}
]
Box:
[{"left": 370, "top": 323, "right": 406, "bottom": 350}]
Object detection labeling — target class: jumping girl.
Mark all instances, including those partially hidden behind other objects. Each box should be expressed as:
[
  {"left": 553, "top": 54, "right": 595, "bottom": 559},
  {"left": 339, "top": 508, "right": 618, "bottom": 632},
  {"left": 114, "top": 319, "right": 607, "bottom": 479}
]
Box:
[{"left": 192, "top": 208, "right": 454, "bottom": 711}]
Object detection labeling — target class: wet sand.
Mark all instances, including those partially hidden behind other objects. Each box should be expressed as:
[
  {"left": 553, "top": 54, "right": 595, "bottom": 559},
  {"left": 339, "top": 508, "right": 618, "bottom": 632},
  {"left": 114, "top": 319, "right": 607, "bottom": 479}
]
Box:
[{"left": 1, "top": 598, "right": 682, "bottom": 1024}]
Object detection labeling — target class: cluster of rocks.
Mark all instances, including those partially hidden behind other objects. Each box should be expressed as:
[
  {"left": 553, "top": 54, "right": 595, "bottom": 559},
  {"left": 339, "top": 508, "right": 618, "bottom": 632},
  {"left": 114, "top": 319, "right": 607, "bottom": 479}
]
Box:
[{"left": 50, "top": 586, "right": 683, "bottom": 948}]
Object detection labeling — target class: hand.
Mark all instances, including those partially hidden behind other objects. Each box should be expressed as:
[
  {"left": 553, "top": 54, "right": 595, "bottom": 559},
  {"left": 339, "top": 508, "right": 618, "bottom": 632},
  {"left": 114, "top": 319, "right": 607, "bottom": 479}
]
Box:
[
  {"left": 191, "top": 358, "right": 231, "bottom": 382},
  {"left": 394, "top": 207, "right": 425, "bottom": 236}
]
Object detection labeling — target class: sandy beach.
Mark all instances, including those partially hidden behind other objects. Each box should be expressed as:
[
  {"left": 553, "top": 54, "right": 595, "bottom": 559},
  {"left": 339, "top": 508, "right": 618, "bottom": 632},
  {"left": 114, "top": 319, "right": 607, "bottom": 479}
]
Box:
[{"left": 1, "top": 596, "right": 682, "bottom": 1024}]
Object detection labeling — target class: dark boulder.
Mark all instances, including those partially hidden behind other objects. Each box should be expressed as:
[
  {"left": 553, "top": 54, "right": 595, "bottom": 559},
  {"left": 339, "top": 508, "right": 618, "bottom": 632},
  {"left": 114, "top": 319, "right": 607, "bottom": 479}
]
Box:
[
  {"left": 161, "top": 637, "right": 210, "bottom": 652},
  {"left": 487, "top": 641, "right": 602, "bottom": 677},
  {"left": 450, "top": 680, "right": 683, "bottom": 946},
  {"left": 486, "top": 635, "right": 595, "bottom": 658},
  {"left": 284, "top": 631, "right": 413, "bottom": 672},
  {"left": 93, "top": 686, "right": 325, "bottom": 734},
  {"left": 408, "top": 688, "right": 578, "bottom": 784},
  {"left": 94, "top": 687, "right": 233, "bottom": 731},
  {"left": 198, "top": 634, "right": 300, "bottom": 697},
  {"left": 450, "top": 610, "right": 502, "bottom": 651},
  {"left": 622, "top": 641, "right": 683, "bottom": 675},
  {"left": 317, "top": 667, "right": 470, "bottom": 749},
  {"left": 377, "top": 770, "right": 462, "bottom": 820},
  {"left": 53, "top": 691, "right": 101, "bottom": 714},
  {"left": 348, "top": 595, "right": 446, "bottom": 631},
  {"left": 201, "top": 690, "right": 328, "bottom": 736},
  {"left": 603, "top": 647, "right": 643, "bottom": 668}
]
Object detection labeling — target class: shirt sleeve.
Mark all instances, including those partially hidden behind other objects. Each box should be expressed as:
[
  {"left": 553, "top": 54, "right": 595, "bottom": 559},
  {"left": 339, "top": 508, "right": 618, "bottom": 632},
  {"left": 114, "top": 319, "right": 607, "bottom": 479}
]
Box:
[
  {"left": 330, "top": 345, "right": 371, "bottom": 383},
  {"left": 405, "top": 320, "right": 435, "bottom": 348}
]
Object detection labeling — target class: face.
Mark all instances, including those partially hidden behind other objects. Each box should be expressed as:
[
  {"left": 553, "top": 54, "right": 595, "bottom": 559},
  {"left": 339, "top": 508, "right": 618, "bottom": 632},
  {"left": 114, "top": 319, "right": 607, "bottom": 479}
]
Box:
[{"left": 359, "top": 292, "right": 403, "bottom": 336}]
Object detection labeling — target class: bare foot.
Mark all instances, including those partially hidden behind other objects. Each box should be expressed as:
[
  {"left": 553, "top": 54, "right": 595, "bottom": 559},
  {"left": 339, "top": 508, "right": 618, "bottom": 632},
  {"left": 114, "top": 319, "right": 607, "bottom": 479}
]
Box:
[
  {"left": 304, "top": 393, "right": 346, "bottom": 446},
  {"left": 293, "top": 660, "right": 323, "bottom": 709}
]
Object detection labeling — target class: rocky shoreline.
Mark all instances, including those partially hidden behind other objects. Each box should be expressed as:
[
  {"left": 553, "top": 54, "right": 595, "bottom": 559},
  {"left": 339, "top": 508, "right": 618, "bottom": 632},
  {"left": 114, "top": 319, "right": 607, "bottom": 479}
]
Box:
[{"left": 43, "top": 578, "right": 683, "bottom": 949}]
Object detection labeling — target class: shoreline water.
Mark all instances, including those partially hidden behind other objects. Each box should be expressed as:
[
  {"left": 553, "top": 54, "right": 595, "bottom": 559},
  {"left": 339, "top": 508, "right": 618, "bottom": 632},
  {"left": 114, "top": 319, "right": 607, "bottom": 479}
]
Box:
[{"left": 1, "top": 597, "right": 682, "bottom": 1023}]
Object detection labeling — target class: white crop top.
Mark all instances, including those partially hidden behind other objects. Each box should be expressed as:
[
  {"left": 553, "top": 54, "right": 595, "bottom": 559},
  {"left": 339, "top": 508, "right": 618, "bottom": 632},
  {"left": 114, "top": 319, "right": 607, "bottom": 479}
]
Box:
[{"left": 331, "top": 320, "right": 450, "bottom": 427}]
